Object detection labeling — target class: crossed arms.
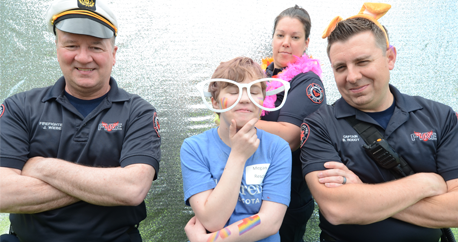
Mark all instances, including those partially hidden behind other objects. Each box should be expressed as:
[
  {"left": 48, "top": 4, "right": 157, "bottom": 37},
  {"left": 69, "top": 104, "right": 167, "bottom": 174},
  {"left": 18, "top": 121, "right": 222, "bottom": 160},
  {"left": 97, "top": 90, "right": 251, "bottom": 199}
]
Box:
[
  {"left": 306, "top": 161, "right": 458, "bottom": 228},
  {"left": 0, "top": 97, "right": 158, "bottom": 214},
  {"left": 0, "top": 159, "right": 155, "bottom": 214}
]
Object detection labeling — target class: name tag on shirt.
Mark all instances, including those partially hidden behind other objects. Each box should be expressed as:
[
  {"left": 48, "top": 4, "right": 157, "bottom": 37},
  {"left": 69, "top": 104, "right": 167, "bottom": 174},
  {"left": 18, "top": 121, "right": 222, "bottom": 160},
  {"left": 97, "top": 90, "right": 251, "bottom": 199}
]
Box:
[{"left": 245, "top": 164, "right": 270, "bottom": 184}]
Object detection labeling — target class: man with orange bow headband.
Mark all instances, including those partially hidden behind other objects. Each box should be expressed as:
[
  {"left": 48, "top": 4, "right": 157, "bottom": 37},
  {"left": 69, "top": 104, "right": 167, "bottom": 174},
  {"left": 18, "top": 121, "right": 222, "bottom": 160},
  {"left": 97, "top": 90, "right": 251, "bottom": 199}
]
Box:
[
  {"left": 300, "top": 3, "right": 458, "bottom": 242},
  {"left": 0, "top": 0, "right": 160, "bottom": 241}
]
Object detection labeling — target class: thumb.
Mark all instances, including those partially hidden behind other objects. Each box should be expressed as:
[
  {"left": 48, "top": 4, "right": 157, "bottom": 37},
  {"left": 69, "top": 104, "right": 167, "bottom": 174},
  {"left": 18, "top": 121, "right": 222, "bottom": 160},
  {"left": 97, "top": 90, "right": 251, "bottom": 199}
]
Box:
[
  {"left": 229, "top": 119, "right": 237, "bottom": 138},
  {"left": 186, "top": 216, "right": 197, "bottom": 226}
]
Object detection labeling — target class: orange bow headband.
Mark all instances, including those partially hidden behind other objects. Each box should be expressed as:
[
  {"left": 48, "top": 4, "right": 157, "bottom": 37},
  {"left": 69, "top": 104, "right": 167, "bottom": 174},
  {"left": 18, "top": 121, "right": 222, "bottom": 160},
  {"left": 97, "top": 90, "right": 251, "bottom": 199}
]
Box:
[{"left": 322, "top": 3, "right": 391, "bottom": 48}]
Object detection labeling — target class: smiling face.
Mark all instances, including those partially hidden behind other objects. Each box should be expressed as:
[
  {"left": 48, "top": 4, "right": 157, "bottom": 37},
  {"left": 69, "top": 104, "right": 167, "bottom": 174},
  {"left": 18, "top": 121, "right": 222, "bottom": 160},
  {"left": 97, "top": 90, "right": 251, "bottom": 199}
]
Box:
[
  {"left": 212, "top": 79, "right": 264, "bottom": 130},
  {"left": 56, "top": 29, "right": 117, "bottom": 99},
  {"left": 329, "top": 31, "right": 396, "bottom": 112},
  {"left": 272, "top": 17, "right": 309, "bottom": 69}
]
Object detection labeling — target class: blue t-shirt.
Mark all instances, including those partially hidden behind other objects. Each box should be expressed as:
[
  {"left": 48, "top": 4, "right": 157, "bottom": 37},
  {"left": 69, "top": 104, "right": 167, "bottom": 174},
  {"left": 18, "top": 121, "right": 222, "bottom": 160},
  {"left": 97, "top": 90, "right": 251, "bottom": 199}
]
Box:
[{"left": 181, "top": 128, "right": 292, "bottom": 242}]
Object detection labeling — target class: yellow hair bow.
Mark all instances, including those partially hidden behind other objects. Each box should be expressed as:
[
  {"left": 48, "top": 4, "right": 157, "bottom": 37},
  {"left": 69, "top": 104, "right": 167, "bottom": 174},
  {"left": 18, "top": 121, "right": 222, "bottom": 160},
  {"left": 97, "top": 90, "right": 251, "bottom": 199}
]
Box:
[{"left": 322, "top": 2, "right": 391, "bottom": 48}]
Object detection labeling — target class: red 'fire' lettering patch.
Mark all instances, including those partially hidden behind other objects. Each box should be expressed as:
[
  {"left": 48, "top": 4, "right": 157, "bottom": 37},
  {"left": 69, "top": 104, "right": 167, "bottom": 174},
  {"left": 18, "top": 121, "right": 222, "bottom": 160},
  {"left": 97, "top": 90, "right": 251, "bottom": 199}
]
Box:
[
  {"left": 414, "top": 131, "right": 433, "bottom": 141},
  {"left": 102, "top": 121, "right": 119, "bottom": 132}
]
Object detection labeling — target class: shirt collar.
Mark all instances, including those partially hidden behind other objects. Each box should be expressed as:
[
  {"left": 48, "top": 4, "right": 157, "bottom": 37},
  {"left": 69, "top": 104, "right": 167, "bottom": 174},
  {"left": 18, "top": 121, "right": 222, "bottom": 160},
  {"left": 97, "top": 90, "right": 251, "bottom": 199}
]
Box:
[
  {"left": 266, "top": 62, "right": 284, "bottom": 77},
  {"left": 334, "top": 84, "right": 423, "bottom": 119},
  {"left": 42, "top": 76, "right": 130, "bottom": 103}
]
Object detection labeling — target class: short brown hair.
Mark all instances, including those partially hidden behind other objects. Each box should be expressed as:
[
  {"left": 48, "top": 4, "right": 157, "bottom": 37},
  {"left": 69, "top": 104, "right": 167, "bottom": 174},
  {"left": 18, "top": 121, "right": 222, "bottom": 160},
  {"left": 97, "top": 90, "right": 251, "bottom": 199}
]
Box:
[
  {"left": 273, "top": 5, "right": 311, "bottom": 39},
  {"left": 209, "top": 57, "right": 266, "bottom": 102},
  {"left": 327, "top": 18, "right": 388, "bottom": 56}
]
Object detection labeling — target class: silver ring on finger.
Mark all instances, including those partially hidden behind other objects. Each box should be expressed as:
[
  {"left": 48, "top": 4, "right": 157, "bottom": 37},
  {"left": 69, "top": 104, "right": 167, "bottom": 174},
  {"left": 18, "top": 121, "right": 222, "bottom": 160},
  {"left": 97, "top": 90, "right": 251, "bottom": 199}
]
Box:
[{"left": 342, "top": 176, "right": 347, "bottom": 185}]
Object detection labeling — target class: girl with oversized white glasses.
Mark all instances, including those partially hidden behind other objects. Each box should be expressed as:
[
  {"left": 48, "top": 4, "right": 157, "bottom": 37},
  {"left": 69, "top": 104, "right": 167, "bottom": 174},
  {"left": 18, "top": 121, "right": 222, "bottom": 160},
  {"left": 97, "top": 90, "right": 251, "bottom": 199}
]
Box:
[
  {"left": 196, "top": 78, "right": 290, "bottom": 114},
  {"left": 181, "top": 57, "right": 291, "bottom": 242}
]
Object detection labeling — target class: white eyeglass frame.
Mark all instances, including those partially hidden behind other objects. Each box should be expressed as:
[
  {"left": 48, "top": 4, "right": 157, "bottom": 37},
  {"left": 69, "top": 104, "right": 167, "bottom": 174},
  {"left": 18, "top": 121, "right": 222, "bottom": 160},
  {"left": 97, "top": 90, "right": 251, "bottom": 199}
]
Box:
[{"left": 196, "top": 78, "right": 290, "bottom": 113}]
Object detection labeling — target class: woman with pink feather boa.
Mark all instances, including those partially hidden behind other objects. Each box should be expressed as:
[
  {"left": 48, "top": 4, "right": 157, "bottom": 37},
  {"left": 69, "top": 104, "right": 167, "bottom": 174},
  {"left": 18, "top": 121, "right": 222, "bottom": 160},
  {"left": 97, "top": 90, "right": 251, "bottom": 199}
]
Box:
[{"left": 255, "top": 5, "right": 327, "bottom": 242}]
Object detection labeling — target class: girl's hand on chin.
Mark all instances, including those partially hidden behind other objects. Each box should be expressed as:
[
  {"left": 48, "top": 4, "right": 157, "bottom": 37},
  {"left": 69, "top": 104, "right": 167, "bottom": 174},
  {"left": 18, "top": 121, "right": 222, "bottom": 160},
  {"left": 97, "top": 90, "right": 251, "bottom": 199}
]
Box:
[{"left": 229, "top": 118, "right": 260, "bottom": 162}]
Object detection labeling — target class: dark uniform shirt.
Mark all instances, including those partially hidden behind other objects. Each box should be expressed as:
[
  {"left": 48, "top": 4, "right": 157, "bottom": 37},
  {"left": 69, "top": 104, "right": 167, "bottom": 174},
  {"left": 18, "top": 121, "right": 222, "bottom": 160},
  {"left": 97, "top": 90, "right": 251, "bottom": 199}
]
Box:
[
  {"left": 263, "top": 62, "right": 326, "bottom": 241},
  {"left": 300, "top": 85, "right": 458, "bottom": 242},
  {"left": 0, "top": 77, "right": 161, "bottom": 242}
]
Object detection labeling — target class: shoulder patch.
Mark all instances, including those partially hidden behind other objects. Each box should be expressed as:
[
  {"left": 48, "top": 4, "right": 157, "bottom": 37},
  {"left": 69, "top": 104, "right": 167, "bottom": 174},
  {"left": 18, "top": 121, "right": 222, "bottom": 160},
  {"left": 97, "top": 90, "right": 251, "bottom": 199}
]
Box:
[
  {"left": 0, "top": 104, "right": 4, "bottom": 118},
  {"left": 300, "top": 123, "right": 310, "bottom": 148},
  {"left": 306, "top": 83, "right": 324, "bottom": 104},
  {"left": 153, "top": 112, "right": 160, "bottom": 138}
]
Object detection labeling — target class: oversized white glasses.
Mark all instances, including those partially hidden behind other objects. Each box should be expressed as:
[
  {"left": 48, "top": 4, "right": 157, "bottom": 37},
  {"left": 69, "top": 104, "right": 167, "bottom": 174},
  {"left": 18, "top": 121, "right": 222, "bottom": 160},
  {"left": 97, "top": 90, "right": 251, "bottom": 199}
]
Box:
[{"left": 196, "top": 78, "right": 290, "bottom": 113}]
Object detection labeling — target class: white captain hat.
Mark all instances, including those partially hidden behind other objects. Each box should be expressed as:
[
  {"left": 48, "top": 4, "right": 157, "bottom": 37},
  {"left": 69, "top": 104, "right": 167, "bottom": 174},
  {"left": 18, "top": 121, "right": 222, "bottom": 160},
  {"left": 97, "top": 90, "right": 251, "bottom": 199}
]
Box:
[{"left": 45, "top": 0, "right": 118, "bottom": 39}]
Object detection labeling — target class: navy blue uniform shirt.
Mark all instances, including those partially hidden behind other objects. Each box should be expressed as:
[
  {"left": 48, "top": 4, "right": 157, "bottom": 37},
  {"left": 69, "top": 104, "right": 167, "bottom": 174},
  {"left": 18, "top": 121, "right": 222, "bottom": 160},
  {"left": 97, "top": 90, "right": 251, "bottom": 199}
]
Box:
[
  {"left": 300, "top": 85, "right": 458, "bottom": 242},
  {"left": 263, "top": 62, "right": 326, "bottom": 242},
  {"left": 0, "top": 77, "right": 161, "bottom": 242}
]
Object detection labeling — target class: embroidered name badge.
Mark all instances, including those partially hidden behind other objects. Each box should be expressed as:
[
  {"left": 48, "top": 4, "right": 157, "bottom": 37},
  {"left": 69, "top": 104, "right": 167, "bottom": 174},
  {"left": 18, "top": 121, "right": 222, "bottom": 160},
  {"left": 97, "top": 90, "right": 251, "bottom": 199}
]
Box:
[
  {"left": 342, "top": 134, "right": 360, "bottom": 142},
  {"left": 306, "top": 83, "right": 324, "bottom": 104},
  {"left": 245, "top": 164, "right": 270, "bottom": 185},
  {"left": 300, "top": 123, "right": 310, "bottom": 148},
  {"left": 0, "top": 104, "right": 4, "bottom": 118},
  {"left": 39, "top": 122, "right": 62, "bottom": 130}
]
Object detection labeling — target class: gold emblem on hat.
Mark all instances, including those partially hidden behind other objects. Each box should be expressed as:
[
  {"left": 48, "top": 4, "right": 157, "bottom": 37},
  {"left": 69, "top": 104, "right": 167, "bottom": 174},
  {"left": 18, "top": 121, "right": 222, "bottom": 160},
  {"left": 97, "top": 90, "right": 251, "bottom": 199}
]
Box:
[{"left": 79, "top": 0, "right": 95, "bottom": 8}]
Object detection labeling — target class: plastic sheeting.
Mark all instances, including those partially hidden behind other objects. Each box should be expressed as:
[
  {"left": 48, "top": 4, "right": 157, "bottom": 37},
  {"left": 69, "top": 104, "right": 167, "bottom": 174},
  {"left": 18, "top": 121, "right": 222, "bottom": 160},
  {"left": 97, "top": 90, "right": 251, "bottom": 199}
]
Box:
[{"left": 1, "top": 0, "right": 457, "bottom": 241}]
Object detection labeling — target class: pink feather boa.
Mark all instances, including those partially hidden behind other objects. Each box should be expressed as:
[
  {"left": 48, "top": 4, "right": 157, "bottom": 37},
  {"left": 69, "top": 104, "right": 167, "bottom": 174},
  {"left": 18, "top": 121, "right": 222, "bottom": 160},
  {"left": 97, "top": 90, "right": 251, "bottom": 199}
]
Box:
[{"left": 261, "top": 54, "right": 322, "bottom": 116}]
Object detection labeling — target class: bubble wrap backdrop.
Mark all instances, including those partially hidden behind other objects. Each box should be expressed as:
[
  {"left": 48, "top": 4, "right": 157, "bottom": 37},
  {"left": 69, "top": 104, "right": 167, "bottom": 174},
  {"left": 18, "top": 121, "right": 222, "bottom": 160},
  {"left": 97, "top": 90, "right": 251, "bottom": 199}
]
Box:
[{"left": 1, "top": 0, "right": 457, "bottom": 241}]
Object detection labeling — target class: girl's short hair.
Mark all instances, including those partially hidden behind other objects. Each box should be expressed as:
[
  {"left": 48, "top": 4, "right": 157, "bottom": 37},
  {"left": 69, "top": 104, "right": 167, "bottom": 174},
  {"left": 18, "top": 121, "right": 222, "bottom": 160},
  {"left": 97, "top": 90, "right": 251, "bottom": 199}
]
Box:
[{"left": 209, "top": 57, "right": 266, "bottom": 102}]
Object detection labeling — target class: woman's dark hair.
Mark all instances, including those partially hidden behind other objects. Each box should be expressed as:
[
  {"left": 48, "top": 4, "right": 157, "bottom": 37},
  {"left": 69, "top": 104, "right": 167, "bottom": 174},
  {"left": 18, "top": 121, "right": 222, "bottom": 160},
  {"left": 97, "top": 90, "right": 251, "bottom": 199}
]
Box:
[{"left": 272, "top": 5, "right": 311, "bottom": 39}]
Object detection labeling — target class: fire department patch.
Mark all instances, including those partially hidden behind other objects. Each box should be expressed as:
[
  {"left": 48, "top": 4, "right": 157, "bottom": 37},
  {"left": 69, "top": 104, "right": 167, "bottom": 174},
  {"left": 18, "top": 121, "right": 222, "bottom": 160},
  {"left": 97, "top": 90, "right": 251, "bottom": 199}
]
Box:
[
  {"left": 153, "top": 112, "right": 160, "bottom": 138},
  {"left": 306, "top": 83, "right": 324, "bottom": 104},
  {"left": 300, "top": 123, "right": 310, "bottom": 148},
  {"left": 0, "top": 104, "right": 4, "bottom": 118}
]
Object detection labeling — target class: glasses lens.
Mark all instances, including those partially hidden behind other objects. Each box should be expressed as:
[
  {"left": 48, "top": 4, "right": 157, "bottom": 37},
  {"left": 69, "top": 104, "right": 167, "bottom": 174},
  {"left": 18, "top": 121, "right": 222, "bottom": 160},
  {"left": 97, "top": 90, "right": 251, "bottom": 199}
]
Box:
[
  {"left": 199, "top": 79, "right": 286, "bottom": 112},
  {"left": 200, "top": 80, "right": 238, "bottom": 112},
  {"left": 260, "top": 79, "right": 286, "bottom": 109}
]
